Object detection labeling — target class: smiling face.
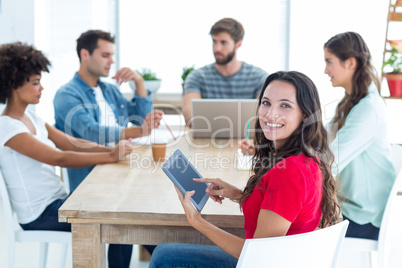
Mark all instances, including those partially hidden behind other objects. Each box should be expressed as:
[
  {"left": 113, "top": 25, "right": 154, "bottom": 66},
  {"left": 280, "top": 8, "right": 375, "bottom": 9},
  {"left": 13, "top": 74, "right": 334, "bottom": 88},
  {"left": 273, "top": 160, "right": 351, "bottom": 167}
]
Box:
[
  {"left": 212, "top": 32, "right": 239, "bottom": 65},
  {"left": 324, "top": 48, "right": 355, "bottom": 94},
  {"left": 86, "top": 39, "right": 115, "bottom": 78},
  {"left": 258, "top": 80, "right": 304, "bottom": 148},
  {"left": 14, "top": 74, "right": 43, "bottom": 105}
]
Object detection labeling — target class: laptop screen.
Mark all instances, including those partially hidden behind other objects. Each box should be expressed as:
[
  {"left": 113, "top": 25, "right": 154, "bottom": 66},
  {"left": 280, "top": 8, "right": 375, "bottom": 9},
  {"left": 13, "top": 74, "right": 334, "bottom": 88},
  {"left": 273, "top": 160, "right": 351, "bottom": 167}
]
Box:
[{"left": 191, "top": 99, "right": 258, "bottom": 139}]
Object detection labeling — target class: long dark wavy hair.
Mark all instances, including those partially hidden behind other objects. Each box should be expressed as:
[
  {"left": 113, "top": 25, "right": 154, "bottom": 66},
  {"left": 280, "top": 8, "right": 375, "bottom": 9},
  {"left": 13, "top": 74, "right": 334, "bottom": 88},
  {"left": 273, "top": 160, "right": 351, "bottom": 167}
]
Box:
[
  {"left": 239, "top": 71, "right": 340, "bottom": 228},
  {"left": 324, "top": 32, "right": 381, "bottom": 138}
]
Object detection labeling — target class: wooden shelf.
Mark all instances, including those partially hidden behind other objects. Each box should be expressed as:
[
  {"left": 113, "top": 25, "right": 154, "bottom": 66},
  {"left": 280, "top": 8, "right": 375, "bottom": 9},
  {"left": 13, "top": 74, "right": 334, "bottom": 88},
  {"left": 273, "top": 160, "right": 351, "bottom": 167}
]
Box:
[
  {"left": 153, "top": 93, "right": 183, "bottom": 114},
  {"left": 383, "top": 0, "right": 402, "bottom": 94},
  {"left": 154, "top": 93, "right": 183, "bottom": 107},
  {"left": 390, "top": 12, "right": 402, "bottom": 21},
  {"left": 391, "top": 2, "right": 402, "bottom": 8}
]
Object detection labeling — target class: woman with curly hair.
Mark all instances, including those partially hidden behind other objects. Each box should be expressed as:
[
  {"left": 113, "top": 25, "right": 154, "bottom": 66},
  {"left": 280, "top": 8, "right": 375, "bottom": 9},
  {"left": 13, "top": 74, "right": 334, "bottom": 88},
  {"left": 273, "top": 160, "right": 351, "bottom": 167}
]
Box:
[
  {"left": 149, "top": 71, "right": 340, "bottom": 268},
  {"left": 0, "top": 42, "right": 133, "bottom": 267},
  {"left": 324, "top": 32, "right": 395, "bottom": 240}
]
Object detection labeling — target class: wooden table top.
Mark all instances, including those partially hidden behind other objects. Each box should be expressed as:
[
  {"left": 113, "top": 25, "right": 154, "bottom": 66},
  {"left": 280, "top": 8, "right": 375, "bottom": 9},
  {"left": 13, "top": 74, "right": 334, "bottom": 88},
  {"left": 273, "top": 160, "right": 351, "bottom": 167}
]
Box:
[{"left": 59, "top": 135, "right": 251, "bottom": 229}]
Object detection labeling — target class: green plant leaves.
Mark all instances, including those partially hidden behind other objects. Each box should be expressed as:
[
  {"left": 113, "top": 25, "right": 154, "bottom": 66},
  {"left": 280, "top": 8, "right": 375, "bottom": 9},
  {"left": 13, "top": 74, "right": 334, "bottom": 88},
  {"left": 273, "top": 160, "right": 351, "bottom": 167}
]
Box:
[
  {"left": 382, "top": 52, "right": 402, "bottom": 74},
  {"left": 181, "top": 66, "right": 195, "bottom": 82},
  {"left": 136, "top": 68, "right": 159, "bottom": 80}
]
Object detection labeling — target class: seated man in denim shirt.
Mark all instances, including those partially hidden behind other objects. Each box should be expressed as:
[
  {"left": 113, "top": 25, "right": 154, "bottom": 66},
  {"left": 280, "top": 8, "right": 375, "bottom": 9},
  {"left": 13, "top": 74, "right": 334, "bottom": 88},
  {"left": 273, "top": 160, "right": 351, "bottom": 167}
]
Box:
[
  {"left": 54, "top": 29, "right": 160, "bottom": 268},
  {"left": 54, "top": 30, "right": 163, "bottom": 192}
]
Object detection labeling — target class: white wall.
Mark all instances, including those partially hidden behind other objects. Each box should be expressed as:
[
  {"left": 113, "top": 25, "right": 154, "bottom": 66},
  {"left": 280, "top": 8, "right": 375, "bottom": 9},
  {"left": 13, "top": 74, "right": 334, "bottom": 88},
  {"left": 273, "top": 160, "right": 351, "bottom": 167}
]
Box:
[
  {"left": 288, "top": 0, "right": 401, "bottom": 143},
  {"left": 118, "top": 0, "right": 289, "bottom": 94},
  {"left": 0, "top": 0, "right": 41, "bottom": 114},
  {"left": 289, "top": 0, "right": 389, "bottom": 122},
  {"left": 1, "top": 0, "right": 400, "bottom": 142},
  {"left": 0, "top": 0, "right": 35, "bottom": 44},
  {"left": 34, "top": 0, "right": 116, "bottom": 125},
  {"left": 0, "top": 0, "right": 116, "bottom": 124}
]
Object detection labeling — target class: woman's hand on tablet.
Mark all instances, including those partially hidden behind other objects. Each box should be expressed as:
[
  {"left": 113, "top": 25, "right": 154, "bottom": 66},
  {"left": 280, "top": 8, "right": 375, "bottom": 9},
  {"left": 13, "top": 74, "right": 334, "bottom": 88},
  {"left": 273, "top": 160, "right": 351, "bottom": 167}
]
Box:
[
  {"left": 194, "top": 178, "right": 243, "bottom": 204},
  {"left": 174, "top": 186, "right": 202, "bottom": 225}
]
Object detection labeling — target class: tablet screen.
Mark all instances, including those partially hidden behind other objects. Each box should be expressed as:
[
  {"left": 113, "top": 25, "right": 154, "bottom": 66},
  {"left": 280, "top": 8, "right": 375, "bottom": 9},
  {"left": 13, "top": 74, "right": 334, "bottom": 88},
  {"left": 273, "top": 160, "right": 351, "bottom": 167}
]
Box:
[{"left": 168, "top": 154, "right": 206, "bottom": 204}]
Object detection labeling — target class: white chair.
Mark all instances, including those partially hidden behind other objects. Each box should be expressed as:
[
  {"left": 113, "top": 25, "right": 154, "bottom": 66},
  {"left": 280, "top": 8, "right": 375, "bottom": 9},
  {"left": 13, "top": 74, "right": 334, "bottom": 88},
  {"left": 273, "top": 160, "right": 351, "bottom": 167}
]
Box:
[
  {"left": 339, "top": 144, "right": 402, "bottom": 268},
  {"left": 0, "top": 170, "right": 71, "bottom": 268},
  {"left": 60, "top": 167, "right": 70, "bottom": 194},
  {"left": 236, "top": 220, "right": 349, "bottom": 268},
  {"left": 391, "top": 144, "right": 402, "bottom": 176}
]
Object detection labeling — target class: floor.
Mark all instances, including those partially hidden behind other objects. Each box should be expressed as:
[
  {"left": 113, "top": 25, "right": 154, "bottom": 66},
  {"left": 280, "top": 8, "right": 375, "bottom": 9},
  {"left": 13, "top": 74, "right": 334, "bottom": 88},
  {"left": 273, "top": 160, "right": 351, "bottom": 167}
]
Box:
[{"left": 0, "top": 198, "right": 150, "bottom": 268}]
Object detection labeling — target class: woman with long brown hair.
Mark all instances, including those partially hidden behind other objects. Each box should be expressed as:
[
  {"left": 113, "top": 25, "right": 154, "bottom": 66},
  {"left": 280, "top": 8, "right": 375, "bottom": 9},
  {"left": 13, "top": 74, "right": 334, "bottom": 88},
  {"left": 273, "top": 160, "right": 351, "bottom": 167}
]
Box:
[
  {"left": 149, "top": 71, "right": 340, "bottom": 267},
  {"left": 324, "top": 32, "right": 395, "bottom": 240}
]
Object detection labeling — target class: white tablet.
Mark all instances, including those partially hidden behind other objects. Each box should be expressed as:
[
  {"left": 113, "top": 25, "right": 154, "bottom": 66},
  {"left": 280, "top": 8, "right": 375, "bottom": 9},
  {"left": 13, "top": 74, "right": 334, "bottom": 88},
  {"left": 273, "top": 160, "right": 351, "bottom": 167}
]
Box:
[{"left": 162, "top": 149, "right": 209, "bottom": 211}]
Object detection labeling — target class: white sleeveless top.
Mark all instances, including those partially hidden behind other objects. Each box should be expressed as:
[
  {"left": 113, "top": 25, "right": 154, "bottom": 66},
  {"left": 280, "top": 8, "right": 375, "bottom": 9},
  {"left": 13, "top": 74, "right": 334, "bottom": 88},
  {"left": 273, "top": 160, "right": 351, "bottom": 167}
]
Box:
[{"left": 0, "top": 110, "right": 67, "bottom": 224}]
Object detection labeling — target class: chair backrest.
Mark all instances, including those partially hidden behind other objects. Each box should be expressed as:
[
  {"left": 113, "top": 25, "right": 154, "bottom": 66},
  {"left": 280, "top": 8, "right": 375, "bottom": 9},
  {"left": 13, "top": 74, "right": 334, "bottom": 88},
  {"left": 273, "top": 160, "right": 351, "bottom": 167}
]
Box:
[
  {"left": 377, "top": 145, "right": 402, "bottom": 268},
  {"left": 236, "top": 220, "right": 349, "bottom": 268},
  {"left": 60, "top": 167, "right": 70, "bottom": 194},
  {"left": 0, "top": 170, "right": 17, "bottom": 248}
]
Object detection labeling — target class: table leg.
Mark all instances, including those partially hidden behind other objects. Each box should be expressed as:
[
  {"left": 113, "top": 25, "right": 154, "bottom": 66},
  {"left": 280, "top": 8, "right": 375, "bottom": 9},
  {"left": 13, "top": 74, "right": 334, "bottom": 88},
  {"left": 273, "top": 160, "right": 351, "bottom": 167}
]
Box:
[
  {"left": 72, "top": 223, "right": 106, "bottom": 268},
  {"left": 139, "top": 245, "right": 152, "bottom": 261}
]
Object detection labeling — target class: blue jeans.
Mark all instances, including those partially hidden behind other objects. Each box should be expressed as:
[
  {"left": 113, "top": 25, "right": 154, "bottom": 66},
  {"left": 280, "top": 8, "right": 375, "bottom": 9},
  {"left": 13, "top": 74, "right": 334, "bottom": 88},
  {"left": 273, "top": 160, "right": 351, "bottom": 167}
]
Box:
[
  {"left": 343, "top": 215, "right": 379, "bottom": 240},
  {"left": 20, "top": 198, "right": 133, "bottom": 268},
  {"left": 149, "top": 243, "right": 238, "bottom": 268}
]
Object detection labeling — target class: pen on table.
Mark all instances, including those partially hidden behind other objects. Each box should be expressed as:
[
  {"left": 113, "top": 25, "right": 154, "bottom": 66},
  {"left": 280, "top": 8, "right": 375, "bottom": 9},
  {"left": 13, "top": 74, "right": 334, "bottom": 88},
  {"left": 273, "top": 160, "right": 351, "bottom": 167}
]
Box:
[
  {"left": 162, "top": 117, "right": 177, "bottom": 141},
  {"left": 245, "top": 120, "right": 250, "bottom": 153}
]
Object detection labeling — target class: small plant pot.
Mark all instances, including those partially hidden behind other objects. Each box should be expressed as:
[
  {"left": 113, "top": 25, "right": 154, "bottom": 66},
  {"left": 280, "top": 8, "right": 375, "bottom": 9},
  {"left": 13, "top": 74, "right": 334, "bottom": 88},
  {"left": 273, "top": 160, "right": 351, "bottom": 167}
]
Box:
[
  {"left": 129, "top": 80, "right": 161, "bottom": 94},
  {"left": 384, "top": 73, "right": 402, "bottom": 97}
]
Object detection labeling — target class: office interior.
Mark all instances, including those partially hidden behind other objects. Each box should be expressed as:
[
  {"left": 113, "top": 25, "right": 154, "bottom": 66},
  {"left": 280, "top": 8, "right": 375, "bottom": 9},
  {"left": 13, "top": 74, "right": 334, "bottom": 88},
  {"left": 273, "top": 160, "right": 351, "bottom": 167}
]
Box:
[{"left": 1, "top": 0, "right": 402, "bottom": 267}]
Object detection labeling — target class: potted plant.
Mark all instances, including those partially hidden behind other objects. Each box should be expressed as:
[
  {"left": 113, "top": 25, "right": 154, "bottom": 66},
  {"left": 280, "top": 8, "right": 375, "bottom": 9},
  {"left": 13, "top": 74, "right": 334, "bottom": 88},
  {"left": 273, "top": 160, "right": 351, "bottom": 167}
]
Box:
[
  {"left": 129, "top": 68, "right": 161, "bottom": 93},
  {"left": 181, "top": 66, "right": 195, "bottom": 94},
  {"left": 382, "top": 40, "right": 402, "bottom": 97}
]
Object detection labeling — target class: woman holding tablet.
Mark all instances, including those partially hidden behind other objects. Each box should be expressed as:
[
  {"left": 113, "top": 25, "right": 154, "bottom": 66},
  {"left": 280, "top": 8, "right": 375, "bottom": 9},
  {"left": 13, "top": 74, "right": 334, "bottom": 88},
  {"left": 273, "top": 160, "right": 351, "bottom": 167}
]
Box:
[
  {"left": 150, "top": 71, "right": 340, "bottom": 267},
  {"left": 239, "top": 32, "right": 396, "bottom": 241},
  {"left": 323, "top": 32, "right": 395, "bottom": 240},
  {"left": 0, "top": 42, "right": 133, "bottom": 267}
]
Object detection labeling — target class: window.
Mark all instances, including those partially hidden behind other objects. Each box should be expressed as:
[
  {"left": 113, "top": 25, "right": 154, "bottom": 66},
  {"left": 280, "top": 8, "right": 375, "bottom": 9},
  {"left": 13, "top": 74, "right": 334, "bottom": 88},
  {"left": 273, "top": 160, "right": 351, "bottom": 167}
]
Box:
[
  {"left": 32, "top": 0, "right": 290, "bottom": 123},
  {"left": 118, "top": 0, "right": 290, "bottom": 94},
  {"left": 34, "top": 0, "right": 117, "bottom": 124}
]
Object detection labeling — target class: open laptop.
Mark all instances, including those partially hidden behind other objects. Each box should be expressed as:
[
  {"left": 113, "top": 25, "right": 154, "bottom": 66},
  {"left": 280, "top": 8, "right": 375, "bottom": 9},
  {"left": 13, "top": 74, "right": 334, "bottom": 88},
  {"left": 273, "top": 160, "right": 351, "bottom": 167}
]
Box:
[{"left": 191, "top": 99, "right": 259, "bottom": 139}]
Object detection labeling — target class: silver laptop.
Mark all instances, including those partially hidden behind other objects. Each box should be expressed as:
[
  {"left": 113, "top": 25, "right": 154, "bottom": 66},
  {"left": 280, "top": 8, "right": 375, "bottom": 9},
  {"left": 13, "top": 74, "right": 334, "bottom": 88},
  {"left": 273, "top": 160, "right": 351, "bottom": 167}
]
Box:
[{"left": 191, "top": 99, "right": 259, "bottom": 139}]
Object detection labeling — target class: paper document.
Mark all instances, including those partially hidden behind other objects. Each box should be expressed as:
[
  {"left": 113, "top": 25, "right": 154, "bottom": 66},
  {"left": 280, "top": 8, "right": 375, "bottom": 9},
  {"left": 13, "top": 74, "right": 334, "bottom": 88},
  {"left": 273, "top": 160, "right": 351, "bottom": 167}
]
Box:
[
  {"left": 131, "top": 128, "right": 187, "bottom": 145},
  {"left": 236, "top": 149, "right": 253, "bottom": 171}
]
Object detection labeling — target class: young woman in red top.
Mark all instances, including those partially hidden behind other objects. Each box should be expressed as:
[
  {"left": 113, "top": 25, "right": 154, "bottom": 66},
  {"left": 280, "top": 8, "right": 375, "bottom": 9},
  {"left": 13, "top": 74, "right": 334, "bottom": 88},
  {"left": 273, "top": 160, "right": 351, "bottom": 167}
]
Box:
[{"left": 150, "top": 71, "right": 340, "bottom": 268}]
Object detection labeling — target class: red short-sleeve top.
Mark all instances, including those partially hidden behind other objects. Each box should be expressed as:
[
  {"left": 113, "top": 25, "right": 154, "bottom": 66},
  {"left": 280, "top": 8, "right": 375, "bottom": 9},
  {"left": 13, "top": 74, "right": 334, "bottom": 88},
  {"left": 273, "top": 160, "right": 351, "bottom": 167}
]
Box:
[{"left": 242, "top": 154, "right": 323, "bottom": 239}]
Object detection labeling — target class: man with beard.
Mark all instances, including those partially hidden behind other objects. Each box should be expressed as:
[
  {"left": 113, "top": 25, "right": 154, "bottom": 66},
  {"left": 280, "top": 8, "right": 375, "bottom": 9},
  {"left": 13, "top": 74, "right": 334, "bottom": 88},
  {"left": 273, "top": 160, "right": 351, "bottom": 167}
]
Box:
[{"left": 182, "top": 18, "right": 268, "bottom": 124}]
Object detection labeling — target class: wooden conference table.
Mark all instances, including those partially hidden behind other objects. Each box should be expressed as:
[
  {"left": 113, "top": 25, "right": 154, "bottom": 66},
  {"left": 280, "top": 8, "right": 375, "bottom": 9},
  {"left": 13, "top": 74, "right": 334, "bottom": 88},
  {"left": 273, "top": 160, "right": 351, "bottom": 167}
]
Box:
[{"left": 59, "top": 133, "right": 249, "bottom": 267}]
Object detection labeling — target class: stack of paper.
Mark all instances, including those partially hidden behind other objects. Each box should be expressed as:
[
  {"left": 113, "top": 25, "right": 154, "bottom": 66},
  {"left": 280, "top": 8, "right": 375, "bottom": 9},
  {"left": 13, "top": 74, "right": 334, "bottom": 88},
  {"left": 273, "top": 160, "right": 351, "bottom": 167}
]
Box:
[
  {"left": 236, "top": 149, "right": 253, "bottom": 171},
  {"left": 131, "top": 128, "right": 187, "bottom": 145}
]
